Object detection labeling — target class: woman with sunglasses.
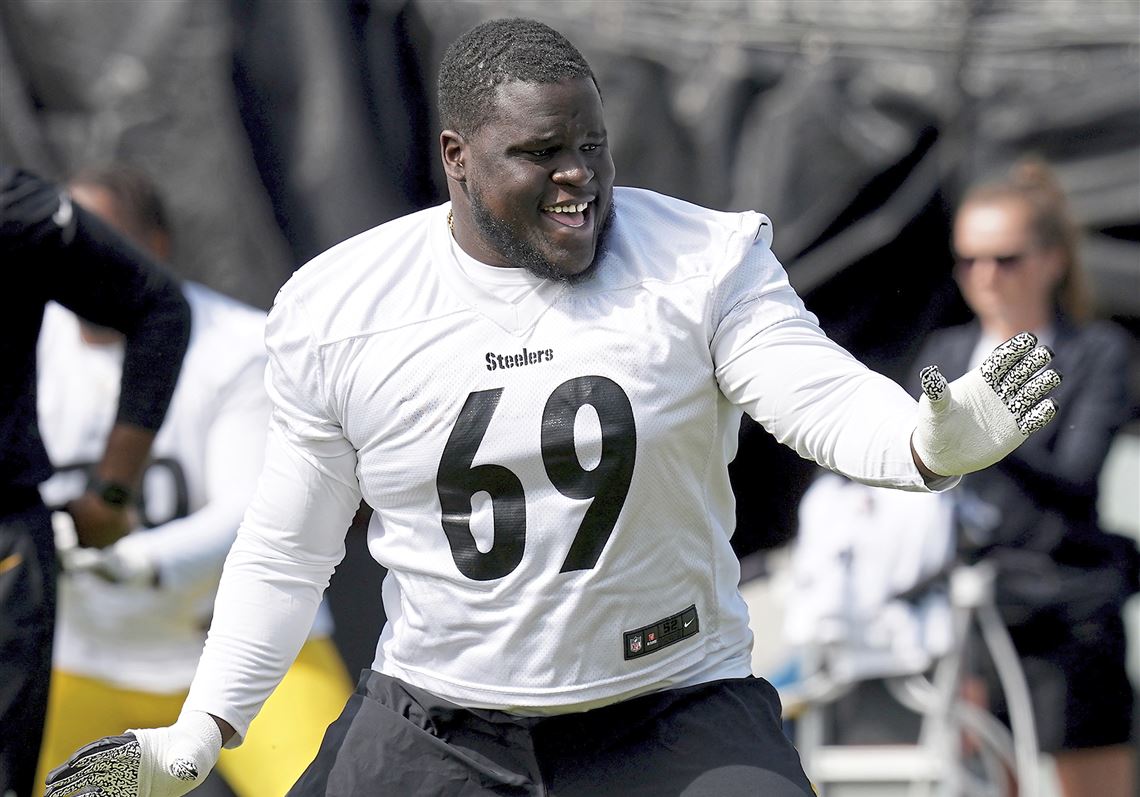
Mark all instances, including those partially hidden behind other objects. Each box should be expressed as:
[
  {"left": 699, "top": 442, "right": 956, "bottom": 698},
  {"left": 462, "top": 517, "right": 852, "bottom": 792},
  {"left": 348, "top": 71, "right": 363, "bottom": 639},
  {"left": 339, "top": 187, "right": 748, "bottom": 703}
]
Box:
[{"left": 913, "top": 158, "right": 1137, "bottom": 797}]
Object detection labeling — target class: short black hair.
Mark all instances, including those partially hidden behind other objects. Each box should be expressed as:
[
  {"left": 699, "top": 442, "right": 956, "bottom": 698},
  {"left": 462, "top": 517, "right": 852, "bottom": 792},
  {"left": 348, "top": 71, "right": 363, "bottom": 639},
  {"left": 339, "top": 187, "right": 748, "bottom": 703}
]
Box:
[{"left": 438, "top": 17, "right": 597, "bottom": 136}]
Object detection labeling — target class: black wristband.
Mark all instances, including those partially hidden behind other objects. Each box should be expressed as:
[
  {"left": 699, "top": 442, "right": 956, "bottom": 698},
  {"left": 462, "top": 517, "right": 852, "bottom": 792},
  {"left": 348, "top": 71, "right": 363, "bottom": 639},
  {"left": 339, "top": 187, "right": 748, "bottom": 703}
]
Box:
[{"left": 87, "top": 478, "right": 134, "bottom": 508}]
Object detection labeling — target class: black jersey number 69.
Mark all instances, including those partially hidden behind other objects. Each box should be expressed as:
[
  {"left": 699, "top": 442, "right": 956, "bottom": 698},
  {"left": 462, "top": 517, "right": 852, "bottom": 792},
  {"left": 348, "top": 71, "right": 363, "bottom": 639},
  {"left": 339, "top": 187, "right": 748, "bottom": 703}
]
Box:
[{"left": 436, "top": 375, "right": 637, "bottom": 581}]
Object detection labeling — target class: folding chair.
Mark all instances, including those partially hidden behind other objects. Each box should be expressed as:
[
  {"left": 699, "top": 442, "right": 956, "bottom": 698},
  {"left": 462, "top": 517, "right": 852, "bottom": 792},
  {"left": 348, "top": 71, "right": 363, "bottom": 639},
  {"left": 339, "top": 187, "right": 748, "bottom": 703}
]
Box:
[{"left": 778, "top": 474, "right": 1040, "bottom": 797}]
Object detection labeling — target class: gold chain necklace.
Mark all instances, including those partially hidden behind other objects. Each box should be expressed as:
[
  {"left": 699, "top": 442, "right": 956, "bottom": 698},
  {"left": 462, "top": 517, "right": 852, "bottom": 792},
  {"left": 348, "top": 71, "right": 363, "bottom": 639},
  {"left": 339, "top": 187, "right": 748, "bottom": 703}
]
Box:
[{"left": 447, "top": 209, "right": 454, "bottom": 234}]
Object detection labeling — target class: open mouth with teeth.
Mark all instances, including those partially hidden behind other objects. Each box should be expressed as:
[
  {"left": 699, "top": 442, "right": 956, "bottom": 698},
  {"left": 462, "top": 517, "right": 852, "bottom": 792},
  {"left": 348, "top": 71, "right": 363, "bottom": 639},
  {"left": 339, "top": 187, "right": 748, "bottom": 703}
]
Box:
[{"left": 542, "top": 201, "right": 590, "bottom": 228}]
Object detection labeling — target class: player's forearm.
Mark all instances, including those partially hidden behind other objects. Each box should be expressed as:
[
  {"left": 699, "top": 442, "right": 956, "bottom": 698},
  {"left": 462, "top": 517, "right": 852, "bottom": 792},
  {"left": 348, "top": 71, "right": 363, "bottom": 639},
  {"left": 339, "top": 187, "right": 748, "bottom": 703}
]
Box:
[
  {"left": 115, "top": 283, "right": 191, "bottom": 431},
  {"left": 70, "top": 422, "right": 158, "bottom": 548},
  {"left": 719, "top": 318, "right": 943, "bottom": 490},
  {"left": 793, "top": 374, "right": 937, "bottom": 489},
  {"left": 185, "top": 532, "right": 330, "bottom": 744},
  {"left": 93, "top": 421, "right": 157, "bottom": 489},
  {"left": 183, "top": 425, "right": 360, "bottom": 741},
  {"left": 131, "top": 502, "right": 246, "bottom": 590}
]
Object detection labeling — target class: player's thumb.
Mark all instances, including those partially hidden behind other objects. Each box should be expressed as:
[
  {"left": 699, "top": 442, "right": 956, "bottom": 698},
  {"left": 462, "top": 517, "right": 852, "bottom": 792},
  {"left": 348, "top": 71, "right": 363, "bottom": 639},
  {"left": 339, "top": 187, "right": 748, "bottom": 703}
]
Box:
[
  {"left": 918, "top": 365, "right": 949, "bottom": 409},
  {"left": 131, "top": 712, "right": 222, "bottom": 797}
]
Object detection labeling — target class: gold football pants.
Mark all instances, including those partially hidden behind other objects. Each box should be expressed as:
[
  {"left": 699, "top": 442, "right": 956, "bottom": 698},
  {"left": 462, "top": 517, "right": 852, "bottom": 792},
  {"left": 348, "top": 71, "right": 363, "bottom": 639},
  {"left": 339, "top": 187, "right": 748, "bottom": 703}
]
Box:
[{"left": 36, "top": 638, "right": 352, "bottom": 797}]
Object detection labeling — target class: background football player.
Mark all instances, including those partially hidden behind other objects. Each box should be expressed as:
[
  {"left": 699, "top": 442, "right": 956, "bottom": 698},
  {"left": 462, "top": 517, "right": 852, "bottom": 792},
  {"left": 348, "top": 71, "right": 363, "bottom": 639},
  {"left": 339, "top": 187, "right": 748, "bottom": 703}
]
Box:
[{"left": 34, "top": 163, "right": 352, "bottom": 797}]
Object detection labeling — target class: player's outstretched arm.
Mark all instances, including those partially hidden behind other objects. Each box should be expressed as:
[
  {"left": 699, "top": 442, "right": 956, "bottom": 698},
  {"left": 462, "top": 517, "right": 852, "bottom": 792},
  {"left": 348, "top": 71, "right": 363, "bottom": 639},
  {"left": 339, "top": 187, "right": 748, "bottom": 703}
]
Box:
[
  {"left": 911, "top": 331, "right": 1061, "bottom": 479},
  {"left": 43, "top": 712, "right": 225, "bottom": 797}
]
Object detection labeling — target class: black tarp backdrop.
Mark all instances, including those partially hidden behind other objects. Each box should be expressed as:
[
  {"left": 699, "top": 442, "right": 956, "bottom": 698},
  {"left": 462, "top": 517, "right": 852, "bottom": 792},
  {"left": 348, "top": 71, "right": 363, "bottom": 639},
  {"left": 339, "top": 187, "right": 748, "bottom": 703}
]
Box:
[
  {"left": 229, "top": 0, "right": 441, "bottom": 267},
  {"left": 2, "top": 0, "right": 1137, "bottom": 763},
  {"left": 0, "top": 0, "right": 297, "bottom": 310}
]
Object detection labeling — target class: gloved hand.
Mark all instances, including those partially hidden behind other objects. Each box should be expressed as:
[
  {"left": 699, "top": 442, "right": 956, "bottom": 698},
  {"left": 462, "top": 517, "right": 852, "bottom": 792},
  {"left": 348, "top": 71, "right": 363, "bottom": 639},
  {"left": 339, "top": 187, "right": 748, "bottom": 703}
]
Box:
[
  {"left": 96, "top": 534, "right": 159, "bottom": 586},
  {"left": 912, "top": 331, "right": 1060, "bottom": 477},
  {"left": 44, "top": 711, "right": 222, "bottom": 797},
  {"left": 58, "top": 522, "right": 158, "bottom": 587}
]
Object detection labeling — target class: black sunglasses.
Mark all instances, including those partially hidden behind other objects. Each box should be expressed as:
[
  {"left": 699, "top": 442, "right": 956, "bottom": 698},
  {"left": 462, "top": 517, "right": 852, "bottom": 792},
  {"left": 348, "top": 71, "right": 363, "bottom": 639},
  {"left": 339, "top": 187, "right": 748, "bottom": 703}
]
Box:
[{"left": 954, "top": 252, "right": 1026, "bottom": 270}]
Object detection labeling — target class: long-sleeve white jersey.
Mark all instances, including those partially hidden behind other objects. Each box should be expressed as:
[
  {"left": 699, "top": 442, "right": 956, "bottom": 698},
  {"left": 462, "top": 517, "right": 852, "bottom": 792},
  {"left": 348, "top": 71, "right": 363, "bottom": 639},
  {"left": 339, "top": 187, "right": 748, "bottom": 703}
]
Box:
[
  {"left": 185, "top": 188, "right": 947, "bottom": 741},
  {"left": 37, "top": 282, "right": 333, "bottom": 692}
]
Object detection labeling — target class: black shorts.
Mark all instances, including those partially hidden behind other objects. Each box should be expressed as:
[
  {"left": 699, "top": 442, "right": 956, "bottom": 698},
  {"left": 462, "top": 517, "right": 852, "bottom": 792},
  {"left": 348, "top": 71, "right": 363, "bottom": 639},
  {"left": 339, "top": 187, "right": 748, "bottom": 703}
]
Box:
[
  {"left": 0, "top": 500, "right": 56, "bottom": 797},
  {"left": 290, "top": 670, "right": 816, "bottom": 796},
  {"left": 982, "top": 609, "right": 1135, "bottom": 752}
]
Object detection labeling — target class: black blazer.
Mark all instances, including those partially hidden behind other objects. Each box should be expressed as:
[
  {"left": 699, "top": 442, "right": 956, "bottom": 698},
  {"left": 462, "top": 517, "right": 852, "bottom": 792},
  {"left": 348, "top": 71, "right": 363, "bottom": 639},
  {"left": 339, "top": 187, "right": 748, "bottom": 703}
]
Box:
[{"left": 910, "top": 318, "right": 1132, "bottom": 560}]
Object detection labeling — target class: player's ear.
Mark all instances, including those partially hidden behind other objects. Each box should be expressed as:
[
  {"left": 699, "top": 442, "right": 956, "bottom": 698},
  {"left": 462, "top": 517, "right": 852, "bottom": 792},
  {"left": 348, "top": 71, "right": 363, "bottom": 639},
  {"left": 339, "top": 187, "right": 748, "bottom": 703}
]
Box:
[{"left": 440, "top": 130, "right": 467, "bottom": 183}]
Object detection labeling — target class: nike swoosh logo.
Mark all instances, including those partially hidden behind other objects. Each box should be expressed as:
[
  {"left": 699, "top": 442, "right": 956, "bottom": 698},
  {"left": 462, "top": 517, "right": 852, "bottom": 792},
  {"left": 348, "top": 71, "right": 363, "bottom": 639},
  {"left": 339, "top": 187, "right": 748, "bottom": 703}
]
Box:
[
  {"left": 683, "top": 618, "right": 694, "bottom": 629},
  {"left": 0, "top": 553, "right": 23, "bottom": 574},
  {"left": 52, "top": 194, "right": 74, "bottom": 228}
]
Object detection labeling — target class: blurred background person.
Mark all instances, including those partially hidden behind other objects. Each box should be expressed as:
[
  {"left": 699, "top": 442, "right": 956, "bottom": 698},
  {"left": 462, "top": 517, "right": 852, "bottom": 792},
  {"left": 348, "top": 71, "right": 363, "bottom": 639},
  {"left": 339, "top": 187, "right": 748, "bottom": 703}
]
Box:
[
  {"left": 781, "top": 472, "right": 956, "bottom": 742},
  {"left": 911, "top": 157, "right": 1137, "bottom": 797},
  {"left": 1, "top": 165, "right": 190, "bottom": 797},
  {"left": 32, "top": 163, "right": 353, "bottom": 797}
]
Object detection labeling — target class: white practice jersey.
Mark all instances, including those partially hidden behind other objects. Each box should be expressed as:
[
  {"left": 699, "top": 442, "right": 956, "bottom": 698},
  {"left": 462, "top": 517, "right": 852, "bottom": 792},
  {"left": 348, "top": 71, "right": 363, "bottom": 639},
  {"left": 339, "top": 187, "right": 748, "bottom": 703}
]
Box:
[
  {"left": 37, "top": 282, "right": 332, "bottom": 692},
  {"left": 187, "top": 188, "right": 942, "bottom": 739}
]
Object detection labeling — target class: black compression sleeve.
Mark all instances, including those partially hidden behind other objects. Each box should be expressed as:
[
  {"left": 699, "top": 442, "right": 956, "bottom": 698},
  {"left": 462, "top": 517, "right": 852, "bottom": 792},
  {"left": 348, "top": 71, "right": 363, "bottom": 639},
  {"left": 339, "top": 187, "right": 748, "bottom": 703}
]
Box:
[{"left": 47, "top": 201, "right": 192, "bottom": 431}]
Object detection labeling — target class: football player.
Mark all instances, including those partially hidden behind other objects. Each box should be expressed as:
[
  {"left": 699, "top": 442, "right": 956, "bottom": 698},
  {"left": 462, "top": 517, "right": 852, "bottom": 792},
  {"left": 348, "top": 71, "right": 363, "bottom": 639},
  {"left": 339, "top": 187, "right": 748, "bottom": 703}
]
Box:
[
  {"left": 35, "top": 164, "right": 352, "bottom": 797},
  {"left": 45, "top": 19, "right": 1060, "bottom": 797}
]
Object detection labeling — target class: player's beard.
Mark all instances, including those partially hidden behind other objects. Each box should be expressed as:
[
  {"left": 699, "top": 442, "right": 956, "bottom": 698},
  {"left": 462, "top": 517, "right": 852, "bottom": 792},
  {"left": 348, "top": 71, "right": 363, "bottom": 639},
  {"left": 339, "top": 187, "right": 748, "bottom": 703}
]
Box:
[{"left": 469, "top": 190, "right": 616, "bottom": 285}]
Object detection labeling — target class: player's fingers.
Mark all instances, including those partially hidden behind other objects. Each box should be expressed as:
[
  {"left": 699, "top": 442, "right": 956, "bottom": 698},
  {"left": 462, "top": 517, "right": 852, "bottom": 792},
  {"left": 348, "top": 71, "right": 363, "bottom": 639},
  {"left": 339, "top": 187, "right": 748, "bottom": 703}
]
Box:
[
  {"left": 44, "top": 734, "right": 136, "bottom": 794},
  {"left": 998, "top": 345, "right": 1053, "bottom": 401},
  {"left": 1007, "top": 369, "right": 1062, "bottom": 420},
  {"left": 1017, "top": 398, "right": 1058, "bottom": 436},
  {"left": 43, "top": 773, "right": 99, "bottom": 797},
  {"left": 59, "top": 546, "right": 103, "bottom": 575},
  {"left": 979, "top": 332, "right": 1037, "bottom": 391},
  {"left": 919, "top": 365, "right": 948, "bottom": 403}
]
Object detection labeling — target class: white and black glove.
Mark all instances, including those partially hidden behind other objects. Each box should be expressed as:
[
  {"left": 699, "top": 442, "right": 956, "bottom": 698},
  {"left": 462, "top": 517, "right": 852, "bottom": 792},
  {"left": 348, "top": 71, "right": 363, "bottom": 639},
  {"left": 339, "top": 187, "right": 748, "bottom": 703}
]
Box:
[
  {"left": 912, "top": 331, "right": 1060, "bottom": 477},
  {"left": 56, "top": 512, "right": 157, "bottom": 587},
  {"left": 43, "top": 711, "right": 222, "bottom": 797}
]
